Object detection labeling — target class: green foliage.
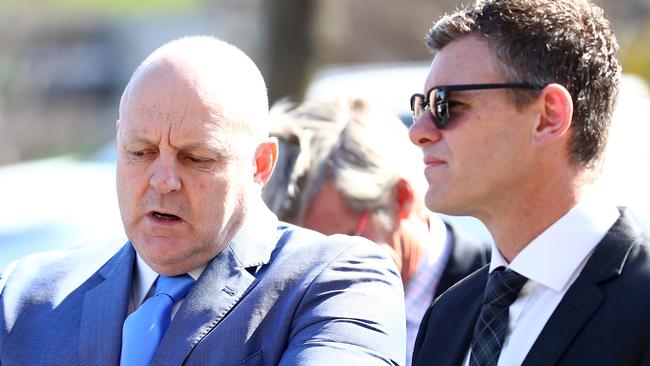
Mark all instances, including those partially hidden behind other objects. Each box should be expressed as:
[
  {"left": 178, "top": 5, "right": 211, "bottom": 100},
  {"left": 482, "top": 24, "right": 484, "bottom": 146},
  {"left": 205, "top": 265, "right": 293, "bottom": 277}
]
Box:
[
  {"left": 620, "top": 25, "right": 650, "bottom": 84},
  {"left": 2, "top": 0, "right": 202, "bottom": 13}
]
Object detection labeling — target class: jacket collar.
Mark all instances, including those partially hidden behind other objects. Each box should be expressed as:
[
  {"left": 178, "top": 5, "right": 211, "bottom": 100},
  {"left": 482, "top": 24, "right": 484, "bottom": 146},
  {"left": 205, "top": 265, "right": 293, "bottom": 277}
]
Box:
[
  {"left": 79, "top": 242, "right": 135, "bottom": 366},
  {"left": 522, "top": 208, "right": 639, "bottom": 366},
  {"left": 152, "top": 204, "right": 280, "bottom": 365}
]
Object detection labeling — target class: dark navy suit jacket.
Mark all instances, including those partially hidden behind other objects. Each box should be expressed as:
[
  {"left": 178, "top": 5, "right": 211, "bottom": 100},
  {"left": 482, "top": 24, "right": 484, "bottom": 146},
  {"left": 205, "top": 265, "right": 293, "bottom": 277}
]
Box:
[{"left": 413, "top": 209, "right": 650, "bottom": 366}]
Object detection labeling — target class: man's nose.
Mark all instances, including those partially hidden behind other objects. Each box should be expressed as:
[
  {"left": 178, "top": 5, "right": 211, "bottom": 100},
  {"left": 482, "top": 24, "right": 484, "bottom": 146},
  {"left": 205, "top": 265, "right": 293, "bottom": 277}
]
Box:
[
  {"left": 149, "top": 154, "right": 181, "bottom": 194},
  {"left": 408, "top": 113, "right": 443, "bottom": 147}
]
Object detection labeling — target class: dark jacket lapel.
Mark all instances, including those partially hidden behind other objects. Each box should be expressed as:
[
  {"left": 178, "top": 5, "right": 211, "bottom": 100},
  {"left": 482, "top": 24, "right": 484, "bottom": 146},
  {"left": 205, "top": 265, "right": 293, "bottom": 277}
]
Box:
[
  {"left": 446, "top": 294, "right": 483, "bottom": 365},
  {"left": 523, "top": 209, "right": 639, "bottom": 366},
  {"left": 79, "top": 243, "right": 135, "bottom": 366},
  {"left": 413, "top": 266, "right": 487, "bottom": 366},
  {"left": 152, "top": 205, "right": 280, "bottom": 365}
]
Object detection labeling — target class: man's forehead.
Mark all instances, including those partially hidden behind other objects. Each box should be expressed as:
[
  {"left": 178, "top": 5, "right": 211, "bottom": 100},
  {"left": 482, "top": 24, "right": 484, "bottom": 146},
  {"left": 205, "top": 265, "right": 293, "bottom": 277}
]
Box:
[
  {"left": 118, "top": 119, "right": 236, "bottom": 156},
  {"left": 119, "top": 73, "right": 228, "bottom": 125},
  {"left": 121, "top": 98, "right": 219, "bottom": 124},
  {"left": 424, "top": 36, "right": 499, "bottom": 90},
  {"left": 122, "top": 78, "right": 217, "bottom": 112},
  {"left": 118, "top": 49, "right": 268, "bottom": 144},
  {"left": 119, "top": 113, "right": 231, "bottom": 137}
]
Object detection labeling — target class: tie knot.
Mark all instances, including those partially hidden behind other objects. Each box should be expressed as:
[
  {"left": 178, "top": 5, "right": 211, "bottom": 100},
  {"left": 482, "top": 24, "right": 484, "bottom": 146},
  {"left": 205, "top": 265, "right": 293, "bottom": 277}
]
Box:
[
  {"left": 154, "top": 274, "right": 195, "bottom": 303},
  {"left": 483, "top": 267, "right": 528, "bottom": 307}
]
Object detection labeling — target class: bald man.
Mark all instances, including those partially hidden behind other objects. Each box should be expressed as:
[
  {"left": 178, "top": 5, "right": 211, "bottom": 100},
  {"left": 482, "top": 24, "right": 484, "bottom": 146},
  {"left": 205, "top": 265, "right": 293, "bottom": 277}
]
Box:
[{"left": 0, "top": 37, "right": 405, "bottom": 366}]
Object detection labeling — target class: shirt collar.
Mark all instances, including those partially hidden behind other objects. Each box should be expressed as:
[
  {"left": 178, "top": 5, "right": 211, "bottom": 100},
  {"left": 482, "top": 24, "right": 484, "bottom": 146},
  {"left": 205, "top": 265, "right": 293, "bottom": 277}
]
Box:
[
  {"left": 133, "top": 253, "right": 205, "bottom": 306},
  {"left": 489, "top": 190, "right": 619, "bottom": 292}
]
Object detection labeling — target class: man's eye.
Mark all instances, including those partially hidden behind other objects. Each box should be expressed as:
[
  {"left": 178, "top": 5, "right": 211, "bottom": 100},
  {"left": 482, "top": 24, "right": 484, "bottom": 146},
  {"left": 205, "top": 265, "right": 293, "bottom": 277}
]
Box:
[
  {"left": 127, "top": 150, "right": 155, "bottom": 163},
  {"left": 448, "top": 100, "right": 462, "bottom": 109},
  {"left": 446, "top": 101, "right": 466, "bottom": 121},
  {"left": 183, "top": 155, "right": 216, "bottom": 171},
  {"left": 187, "top": 156, "right": 206, "bottom": 163},
  {"left": 448, "top": 101, "right": 464, "bottom": 113}
]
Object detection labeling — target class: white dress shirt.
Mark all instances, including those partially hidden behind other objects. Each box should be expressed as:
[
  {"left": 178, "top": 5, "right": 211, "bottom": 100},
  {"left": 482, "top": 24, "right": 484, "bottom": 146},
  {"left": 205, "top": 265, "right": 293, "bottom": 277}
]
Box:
[
  {"left": 128, "top": 254, "right": 205, "bottom": 318},
  {"left": 463, "top": 192, "right": 620, "bottom": 366}
]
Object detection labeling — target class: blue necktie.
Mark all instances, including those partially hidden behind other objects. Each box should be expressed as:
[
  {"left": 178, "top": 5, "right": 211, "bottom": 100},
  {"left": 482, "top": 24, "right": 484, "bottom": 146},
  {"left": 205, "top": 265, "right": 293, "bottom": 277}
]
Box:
[{"left": 120, "top": 274, "right": 195, "bottom": 366}]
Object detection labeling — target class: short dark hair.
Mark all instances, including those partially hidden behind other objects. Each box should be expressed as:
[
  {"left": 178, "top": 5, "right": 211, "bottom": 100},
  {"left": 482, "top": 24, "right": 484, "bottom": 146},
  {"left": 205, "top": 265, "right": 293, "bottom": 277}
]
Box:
[{"left": 426, "top": 0, "right": 621, "bottom": 167}]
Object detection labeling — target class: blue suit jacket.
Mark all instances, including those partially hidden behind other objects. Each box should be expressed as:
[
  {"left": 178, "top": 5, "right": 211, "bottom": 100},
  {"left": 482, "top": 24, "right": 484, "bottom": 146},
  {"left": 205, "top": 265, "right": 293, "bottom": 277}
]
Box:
[
  {"left": 0, "top": 206, "right": 406, "bottom": 365},
  {"left": 412, "top": 209, "right": 650, "bottom": 366}
]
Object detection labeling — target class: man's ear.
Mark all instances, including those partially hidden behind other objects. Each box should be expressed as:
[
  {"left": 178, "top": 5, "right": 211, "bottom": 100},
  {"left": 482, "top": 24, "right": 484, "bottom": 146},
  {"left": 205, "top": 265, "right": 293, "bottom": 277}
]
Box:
[
  {"left": 253, "top": 137, "right": 279, "bottom": 185},
  {"left": 394, "top": 178, "right": 415, "bottom": 220},
  {"left": 532, "top": 83, "right": 573, "bottom": 146}
]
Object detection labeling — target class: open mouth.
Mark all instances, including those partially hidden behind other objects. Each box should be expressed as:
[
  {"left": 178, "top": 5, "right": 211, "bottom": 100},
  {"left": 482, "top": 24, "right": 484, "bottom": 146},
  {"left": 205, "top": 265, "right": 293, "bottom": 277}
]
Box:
[{"left": 150, "top": 211, "right": 182, "bottom": 222}]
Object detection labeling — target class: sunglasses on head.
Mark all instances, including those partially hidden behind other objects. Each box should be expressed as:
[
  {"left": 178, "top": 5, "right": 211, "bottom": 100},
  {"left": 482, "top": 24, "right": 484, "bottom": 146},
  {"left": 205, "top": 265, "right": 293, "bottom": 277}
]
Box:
[{"left": 409, "top": 83, "right": 543, "bottom": 129}]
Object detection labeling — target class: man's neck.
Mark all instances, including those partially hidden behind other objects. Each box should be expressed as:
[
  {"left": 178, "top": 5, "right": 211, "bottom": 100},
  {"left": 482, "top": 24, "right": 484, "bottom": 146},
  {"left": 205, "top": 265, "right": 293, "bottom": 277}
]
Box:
[{"left": 482, "top": 170, "right": 593, "bottom": 263}]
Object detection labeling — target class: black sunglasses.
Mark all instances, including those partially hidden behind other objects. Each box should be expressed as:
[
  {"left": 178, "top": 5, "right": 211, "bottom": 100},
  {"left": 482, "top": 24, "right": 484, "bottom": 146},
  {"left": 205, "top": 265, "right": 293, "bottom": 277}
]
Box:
[{"left": 410, "top": 83, "right": 543, "bottom": 129}]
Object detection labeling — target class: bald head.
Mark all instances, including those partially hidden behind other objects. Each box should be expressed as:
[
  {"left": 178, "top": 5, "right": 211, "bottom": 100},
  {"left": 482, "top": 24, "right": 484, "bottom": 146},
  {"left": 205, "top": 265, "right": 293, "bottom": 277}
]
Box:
[
  {"left": 119, "top": 36, "right": 269, "bottom": 139},
  {"left": 114, "top": 36, "right": 279, "bottom": 275}
]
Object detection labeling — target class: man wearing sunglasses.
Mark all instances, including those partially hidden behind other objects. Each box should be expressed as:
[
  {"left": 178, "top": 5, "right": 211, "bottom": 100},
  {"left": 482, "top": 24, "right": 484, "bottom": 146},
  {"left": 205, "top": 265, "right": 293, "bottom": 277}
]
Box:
[{"left": 409, "top": 0, "right": 650, "bottom": 365}]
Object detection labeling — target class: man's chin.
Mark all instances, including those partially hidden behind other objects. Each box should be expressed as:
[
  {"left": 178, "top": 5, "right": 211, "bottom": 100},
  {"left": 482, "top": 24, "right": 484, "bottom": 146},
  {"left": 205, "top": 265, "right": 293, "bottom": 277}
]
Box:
[
  {"left": 424, "top": 193, "right": 448, "bottom": 214},
  {"left": 134, "top": 236, "right": 184, "bottom": 260},
  {"left": 148, "top": 262, "right": 191, "bottom": 277},
  {"left": 138, "top": 251, "right": 193, "bottom": 276}
]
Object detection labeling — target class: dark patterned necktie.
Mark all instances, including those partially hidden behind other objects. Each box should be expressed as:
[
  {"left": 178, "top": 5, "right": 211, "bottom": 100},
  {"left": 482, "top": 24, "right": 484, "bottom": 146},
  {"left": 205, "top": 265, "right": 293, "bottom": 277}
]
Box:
[{"left": 469, "top": 267, "right": 528, "bottom": 366}]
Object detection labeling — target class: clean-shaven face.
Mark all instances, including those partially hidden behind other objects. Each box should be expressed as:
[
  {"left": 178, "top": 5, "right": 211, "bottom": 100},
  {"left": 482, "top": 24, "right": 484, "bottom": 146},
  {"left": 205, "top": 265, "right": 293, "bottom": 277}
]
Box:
[
  {"left": 116, "top": 58, "right": 254, "bottom": 276},
  {"left": 408, "top": 36, "right": 539, "bottom": 220}
]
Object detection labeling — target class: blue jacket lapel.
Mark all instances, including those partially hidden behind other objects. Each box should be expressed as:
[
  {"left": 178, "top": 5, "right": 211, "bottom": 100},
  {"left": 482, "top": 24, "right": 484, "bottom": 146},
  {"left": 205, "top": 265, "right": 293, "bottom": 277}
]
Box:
[
  {"left": 523, "top": 209, "right": 637, "bottom": 366},
  {"left": 79, "top": 243, "right": 135, "bottom": 366},
  {"left": 152, "top": 205, "right": 280, "bottom": 365}
]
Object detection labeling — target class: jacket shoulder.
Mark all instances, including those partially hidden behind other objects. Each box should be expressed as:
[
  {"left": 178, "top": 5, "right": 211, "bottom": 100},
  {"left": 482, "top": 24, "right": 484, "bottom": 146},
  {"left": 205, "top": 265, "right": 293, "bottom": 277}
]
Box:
[
  {"left": 0, "top": 240, "right": 126, "bottom": 314},
  {"left": 276, "top": 223, "right": 397, "bottom": 265},
  {"left": 269, "top": 225, "right": 406, "bottom": 365}
]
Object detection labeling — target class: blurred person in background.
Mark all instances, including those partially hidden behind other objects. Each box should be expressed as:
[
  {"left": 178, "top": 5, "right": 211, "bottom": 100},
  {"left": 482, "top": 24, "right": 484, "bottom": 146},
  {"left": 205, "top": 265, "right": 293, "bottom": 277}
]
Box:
[
  {"left": 264, "top": 97, "right": 490, "bottom": 365},
  {"left": 263, "top": 99, "right": 349, "bottom": 224},
  {"left": 409, "top": 0, "right": 650, "bottom": 365},
  {"left": 0, "top": 36, "right": 406, "bottom": 365}
]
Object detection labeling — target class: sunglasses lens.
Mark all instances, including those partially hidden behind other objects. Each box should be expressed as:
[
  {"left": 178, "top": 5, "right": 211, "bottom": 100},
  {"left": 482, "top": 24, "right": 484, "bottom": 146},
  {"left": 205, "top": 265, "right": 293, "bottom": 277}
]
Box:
[
  {"left": 410, "top": 94, "right": 425, "bottom": 120},
  {"left": 432, "top": 115, "right": 447, "bottom": 129},
  {"left": 410, "top": 89, "right": 450, "bottom": 128},
  {"left": 432, "top": 89, "right": 449, "bottom": 129}
]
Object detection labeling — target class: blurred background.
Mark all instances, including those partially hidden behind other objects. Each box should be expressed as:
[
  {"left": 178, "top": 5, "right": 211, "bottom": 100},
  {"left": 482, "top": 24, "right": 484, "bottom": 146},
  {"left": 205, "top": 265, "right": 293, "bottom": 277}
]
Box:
[{"left": 1, "top": 0, "right": 649, "bottom": 269}]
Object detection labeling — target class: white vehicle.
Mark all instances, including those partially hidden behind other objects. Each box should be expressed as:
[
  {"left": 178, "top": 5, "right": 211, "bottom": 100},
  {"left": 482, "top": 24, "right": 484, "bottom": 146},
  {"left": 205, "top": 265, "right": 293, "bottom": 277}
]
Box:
[{"left": 306, "top": 61, "right": 430, "bottom": 126}]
